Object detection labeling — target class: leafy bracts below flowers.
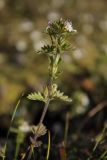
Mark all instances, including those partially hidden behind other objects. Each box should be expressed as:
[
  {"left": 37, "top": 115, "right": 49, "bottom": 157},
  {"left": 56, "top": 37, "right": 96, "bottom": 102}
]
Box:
[
  {"left": 37, "top": 45, "right": 55, "bottom": 55},
  {"left": 38, "top": 19, "right": 76, "bottom": 55}
]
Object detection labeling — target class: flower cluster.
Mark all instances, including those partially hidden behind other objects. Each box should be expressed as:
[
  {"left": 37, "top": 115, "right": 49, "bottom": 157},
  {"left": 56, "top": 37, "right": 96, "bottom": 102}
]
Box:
[
  {"left": 37, "top": 18, "right": 77, "bottom": 58},
  {"left": 46, "top": 18, "right": 77, "bottom": 35}
]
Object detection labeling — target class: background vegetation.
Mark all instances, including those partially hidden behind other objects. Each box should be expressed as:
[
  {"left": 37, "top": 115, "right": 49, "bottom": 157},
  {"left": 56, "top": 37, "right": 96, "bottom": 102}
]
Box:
[{"left": 0, "top": 0, "right": 107, "bottom": 159}]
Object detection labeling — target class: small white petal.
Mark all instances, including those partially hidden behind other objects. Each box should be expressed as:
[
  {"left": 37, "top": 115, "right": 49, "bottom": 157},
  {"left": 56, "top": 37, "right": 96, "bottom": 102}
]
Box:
[{"left": 64, "top": 20, "right": 76, "bottom": 32}]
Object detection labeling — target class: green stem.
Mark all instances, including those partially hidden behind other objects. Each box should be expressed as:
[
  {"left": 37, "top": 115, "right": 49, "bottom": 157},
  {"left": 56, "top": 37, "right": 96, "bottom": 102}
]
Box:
[{"left": 64, "top": 112, "right": 70, "bottom": 146}]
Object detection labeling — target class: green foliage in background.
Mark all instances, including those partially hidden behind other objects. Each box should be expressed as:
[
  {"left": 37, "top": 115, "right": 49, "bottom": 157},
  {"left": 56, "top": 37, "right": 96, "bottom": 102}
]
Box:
[{"left": 0, "top": 0, "right": 107, "bottom": 119}]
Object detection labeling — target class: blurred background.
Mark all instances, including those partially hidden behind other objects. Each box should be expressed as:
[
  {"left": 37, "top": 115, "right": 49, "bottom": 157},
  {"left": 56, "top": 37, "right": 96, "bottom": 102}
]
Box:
[{"left": 0, "top": 0, "right": 107, "bottom": 135}]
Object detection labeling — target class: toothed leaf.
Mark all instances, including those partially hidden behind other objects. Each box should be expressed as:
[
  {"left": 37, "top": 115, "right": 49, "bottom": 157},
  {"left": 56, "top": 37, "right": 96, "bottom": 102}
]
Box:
[
  {"left": 31, "top": 123, "right": 47, "bottom": 137},
  {"left": 51, "top": 84, "right": 72, "bottom": 102},
  {"left": 27, "top": 92, "right": 45, "bottom": 102}
]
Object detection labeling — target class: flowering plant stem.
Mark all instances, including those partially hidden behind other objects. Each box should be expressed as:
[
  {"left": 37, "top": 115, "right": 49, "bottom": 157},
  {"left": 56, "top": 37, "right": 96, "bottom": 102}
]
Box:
[{"left": 26, "top": 19, "right": 76, "bottom": 160}]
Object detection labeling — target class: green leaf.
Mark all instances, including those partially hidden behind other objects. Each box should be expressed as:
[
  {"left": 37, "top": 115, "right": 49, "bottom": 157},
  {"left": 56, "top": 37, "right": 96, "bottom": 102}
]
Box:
[
  {"left": 51, "top": 84, "right": 72, "bottom": 102},
  {"left": 27, "top": 92, "right": 45, "bottom": 102},
  {"left": 38, "top": 45, "right": 55, "bottom": 55},
  {"left": 56, "top": 90, "right": 72, "bottom": 102}
]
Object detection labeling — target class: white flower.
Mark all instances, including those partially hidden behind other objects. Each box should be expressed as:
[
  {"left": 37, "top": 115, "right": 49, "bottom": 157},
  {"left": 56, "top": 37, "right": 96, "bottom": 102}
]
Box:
[{"left": 64, "top": 20, "right": 77, "bottom": 32}]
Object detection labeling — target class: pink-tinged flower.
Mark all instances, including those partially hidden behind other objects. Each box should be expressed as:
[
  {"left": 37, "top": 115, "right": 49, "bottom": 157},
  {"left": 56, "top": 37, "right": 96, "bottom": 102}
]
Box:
[
  {"left": 46, "top": 21, "right": 53, "bottom": 32},
  {"left": 64, "top": 20, "right": 77, "bottom": 32}
]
